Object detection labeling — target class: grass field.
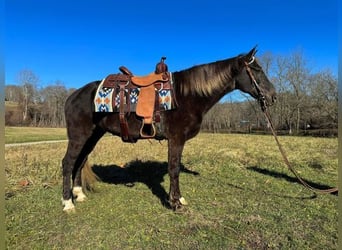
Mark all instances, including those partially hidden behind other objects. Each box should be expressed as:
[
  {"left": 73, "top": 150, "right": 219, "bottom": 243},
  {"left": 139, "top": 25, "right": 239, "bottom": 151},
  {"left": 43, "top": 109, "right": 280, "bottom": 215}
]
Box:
[
  {"left": 5, "top": 126, "right": 67, "bottom": 144},
  {"left": 5, "top": 129, "right": 338, "bottom": 249}
]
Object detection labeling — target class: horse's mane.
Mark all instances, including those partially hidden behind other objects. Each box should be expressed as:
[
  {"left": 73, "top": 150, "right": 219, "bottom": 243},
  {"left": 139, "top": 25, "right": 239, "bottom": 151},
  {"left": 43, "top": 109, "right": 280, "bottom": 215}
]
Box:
[{"left": 173, "top": 56, "right": 240, "bottom": 97}]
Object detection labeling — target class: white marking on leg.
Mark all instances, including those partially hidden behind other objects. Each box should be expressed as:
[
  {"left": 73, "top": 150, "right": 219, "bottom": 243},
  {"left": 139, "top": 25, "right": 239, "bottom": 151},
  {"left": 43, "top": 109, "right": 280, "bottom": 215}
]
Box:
[
  {"left": 179, "top": 197, "right": 188, "bottom": 205},
  {"left": 62, "top": 198, "right": 75, "bottom": 212},
  {"left": 72, "top": 186, "right": 87, "bottom": 202}
]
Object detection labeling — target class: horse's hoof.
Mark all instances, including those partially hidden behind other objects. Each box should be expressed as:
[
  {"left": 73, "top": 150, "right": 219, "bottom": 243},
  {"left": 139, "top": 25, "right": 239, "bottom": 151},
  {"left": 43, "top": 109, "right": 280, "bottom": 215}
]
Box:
[
  {"left": 63, "top": 206, "right": 76, "bottom": 213},
  {"left": 75, "top": 195, "right": 87, "bottom": 202},
  {"left": 62, "top": 198, "right": 75, "bottom": 212},
  {"left": 170, "top": 197, "right": 188, "bottom": 212},
  {"left": 173, "top": 203, "right": 188, "bottom": 213},
  {"left": 72, "top": 187, "right": 87, "bottom": 202}
]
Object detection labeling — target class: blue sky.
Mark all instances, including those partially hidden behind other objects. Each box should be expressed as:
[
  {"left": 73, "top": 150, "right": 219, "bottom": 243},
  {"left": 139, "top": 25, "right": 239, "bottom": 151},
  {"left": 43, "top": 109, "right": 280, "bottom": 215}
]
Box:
[{"left": 5, "top": 0, "right": 338, "bottom": 100}]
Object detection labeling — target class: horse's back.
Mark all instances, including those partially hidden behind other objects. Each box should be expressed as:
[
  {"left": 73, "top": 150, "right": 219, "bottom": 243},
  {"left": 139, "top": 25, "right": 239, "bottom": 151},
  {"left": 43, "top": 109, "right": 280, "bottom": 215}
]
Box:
[{"left": 65, "top": 81, "right": 100, "bottom": 112}]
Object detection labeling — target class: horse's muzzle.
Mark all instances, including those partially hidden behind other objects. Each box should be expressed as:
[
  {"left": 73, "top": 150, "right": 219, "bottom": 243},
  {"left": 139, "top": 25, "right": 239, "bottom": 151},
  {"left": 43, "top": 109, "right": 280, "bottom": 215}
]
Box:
[
  {"left": 266, "top": 91, "right": 277, "bottom": 106},
  {"left": 260, "top": 93, "right": 276, "bottom": 111}
]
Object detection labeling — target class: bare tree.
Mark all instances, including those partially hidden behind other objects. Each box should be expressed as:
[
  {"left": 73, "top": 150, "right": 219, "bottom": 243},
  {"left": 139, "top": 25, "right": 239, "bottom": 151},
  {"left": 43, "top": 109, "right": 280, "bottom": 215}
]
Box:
[
  {"left": 285, "top": 50, "right": 310, "bottom": 133},
  {"left": 17, "top": 69, "right": 39, "bottom": 123},
  {"left": 40, "top": 81, "right": 68, "bottom": 127},
  {"left": 5, "top": 85, "right": 22, "bottom": 102},
  {"left": 307, "top": 70, "right": 337, "bottom": 128}
]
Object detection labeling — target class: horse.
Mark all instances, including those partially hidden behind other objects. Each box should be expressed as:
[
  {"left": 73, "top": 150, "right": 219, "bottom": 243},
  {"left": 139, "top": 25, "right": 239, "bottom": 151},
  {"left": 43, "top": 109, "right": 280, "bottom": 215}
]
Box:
[{"left": 62, "top": 47, "right": 277, "bottom": 212}]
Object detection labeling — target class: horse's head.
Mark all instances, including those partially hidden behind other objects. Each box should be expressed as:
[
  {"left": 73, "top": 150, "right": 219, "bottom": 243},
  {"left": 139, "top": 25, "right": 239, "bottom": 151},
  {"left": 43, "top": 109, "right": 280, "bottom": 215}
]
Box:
[{"left": 235, "top": 47, "right": 277, "bottom": 109}]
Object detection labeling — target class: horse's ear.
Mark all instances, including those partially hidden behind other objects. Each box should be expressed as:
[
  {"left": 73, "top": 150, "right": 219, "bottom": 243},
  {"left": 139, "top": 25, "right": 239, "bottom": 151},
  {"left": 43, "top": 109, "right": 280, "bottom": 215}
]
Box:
[
  {"left": 237, "top": 46, "right": 258, "bottom": 68},
  {"left": 246, "top": 46, "right": 258, "bottom": 61}
]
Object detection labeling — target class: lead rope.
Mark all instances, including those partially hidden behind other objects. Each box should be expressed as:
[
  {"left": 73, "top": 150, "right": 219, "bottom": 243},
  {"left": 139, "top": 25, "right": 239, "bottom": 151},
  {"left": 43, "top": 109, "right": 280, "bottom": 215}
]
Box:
[
  {"left": 244, "top": 61, "right": 338, "bottom": 194},
  {"left": 262, "top": 107, "right": 338, "bottom": 194}
]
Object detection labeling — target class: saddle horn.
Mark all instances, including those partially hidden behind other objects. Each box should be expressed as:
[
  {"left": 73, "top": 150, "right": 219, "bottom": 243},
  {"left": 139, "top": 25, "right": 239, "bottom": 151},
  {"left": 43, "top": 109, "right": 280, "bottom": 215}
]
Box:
[{"left": 155, "top": 57, "right": 168, "bottom": 74}]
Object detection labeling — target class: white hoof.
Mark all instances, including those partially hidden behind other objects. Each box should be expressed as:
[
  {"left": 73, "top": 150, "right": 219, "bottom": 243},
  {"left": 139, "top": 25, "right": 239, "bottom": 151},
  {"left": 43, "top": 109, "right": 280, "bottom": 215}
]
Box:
[
  {"left": 62, "top": 198, "right": 75, "bottom": 212},
  {"left": 72, "top": 186, "right": 87, "bottom": 202},
  {"left": 75, "top": 194, "right": 87, "bottom": 202}
]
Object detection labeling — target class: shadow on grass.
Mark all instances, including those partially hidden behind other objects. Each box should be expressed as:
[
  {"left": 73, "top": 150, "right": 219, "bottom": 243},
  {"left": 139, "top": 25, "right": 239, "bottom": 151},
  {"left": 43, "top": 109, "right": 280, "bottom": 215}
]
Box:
[
  {"left": 92, "top": 160, "right": 199, "bottom": 209},
  {"left": 247, "top": 166, "right": 338, "bottom": 196}
]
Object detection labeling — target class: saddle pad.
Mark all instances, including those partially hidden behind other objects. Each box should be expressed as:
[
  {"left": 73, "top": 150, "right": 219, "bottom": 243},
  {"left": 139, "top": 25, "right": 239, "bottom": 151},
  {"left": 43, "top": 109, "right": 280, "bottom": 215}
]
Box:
[{"left": 94, "top": 78, "right": 174, "bottom": 113}]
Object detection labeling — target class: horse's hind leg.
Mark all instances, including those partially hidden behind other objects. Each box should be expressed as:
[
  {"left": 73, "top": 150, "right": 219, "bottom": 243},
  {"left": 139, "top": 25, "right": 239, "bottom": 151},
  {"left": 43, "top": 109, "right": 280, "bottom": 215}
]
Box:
[
  {"left": 62, "top": 128, "right": 104, "bottom": 212},
  {"left": 72, "top": 128, "right": 105, "bottom": 199},
  {"left": 72, "top": 157, "right": 88, "bottom": 202},
  {"left": 62, "top": 140, "right": 85, "bottom": 212}
]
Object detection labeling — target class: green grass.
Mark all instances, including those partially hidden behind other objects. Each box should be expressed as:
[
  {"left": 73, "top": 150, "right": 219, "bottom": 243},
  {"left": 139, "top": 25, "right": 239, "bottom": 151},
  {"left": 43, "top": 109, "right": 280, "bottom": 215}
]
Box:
[
  {"left": 5, "top": 133, "right": 338, "bottom": 249},
  {"left": 5, "top": 126, "right": 67, "bottom": 144}
]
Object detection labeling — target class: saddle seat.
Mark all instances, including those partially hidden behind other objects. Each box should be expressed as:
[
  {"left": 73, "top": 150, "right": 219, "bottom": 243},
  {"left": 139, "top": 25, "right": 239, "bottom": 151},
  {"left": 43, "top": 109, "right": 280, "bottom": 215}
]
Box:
[
  {"left": 132, "top": 72, "right": 169, "bottom": 86},
  {"left": 119, "top": 66, "right": 169, "bottom": 87}
]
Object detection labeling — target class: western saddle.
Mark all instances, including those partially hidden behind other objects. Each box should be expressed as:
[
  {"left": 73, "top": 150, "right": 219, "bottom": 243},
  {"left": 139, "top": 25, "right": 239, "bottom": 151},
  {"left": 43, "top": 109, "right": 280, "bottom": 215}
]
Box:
[{"left": 102, "top": 57, "right": 173, "bottom": 142}]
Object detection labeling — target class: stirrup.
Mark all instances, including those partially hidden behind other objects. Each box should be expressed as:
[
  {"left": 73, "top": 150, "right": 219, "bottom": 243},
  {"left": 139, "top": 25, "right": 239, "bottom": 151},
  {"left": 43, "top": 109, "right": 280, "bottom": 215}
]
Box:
[{"left": 140, "top": 121, "right": 156, "bottom": 138}]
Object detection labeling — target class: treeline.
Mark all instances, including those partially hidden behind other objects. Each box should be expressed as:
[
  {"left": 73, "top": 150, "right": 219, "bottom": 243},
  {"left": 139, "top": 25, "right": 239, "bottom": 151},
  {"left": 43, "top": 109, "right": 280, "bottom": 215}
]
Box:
[
  {"left": 5, "top": 69, "right": 75, "bottom": 127},
  {"left": 5, "top": 51, "right": 337, "bottom": 136}
]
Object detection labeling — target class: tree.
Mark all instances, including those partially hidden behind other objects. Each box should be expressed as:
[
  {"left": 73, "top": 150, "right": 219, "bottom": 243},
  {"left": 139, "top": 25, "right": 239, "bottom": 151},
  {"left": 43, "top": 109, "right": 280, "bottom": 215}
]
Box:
[
  {"left": 307, "top": 71, "right": 337, "bottom": 128},
  {"left": 40, "top": 82, "right": 68, "bottom": 127},
  {"left": 17, "top": 69, "right": 39, "bottom": 123},
  {"left": 285, "top": 50, "right": 310, "bottom": 133},
  {"left": 5, "top": 85, "right": 22, "bottom": 102}
]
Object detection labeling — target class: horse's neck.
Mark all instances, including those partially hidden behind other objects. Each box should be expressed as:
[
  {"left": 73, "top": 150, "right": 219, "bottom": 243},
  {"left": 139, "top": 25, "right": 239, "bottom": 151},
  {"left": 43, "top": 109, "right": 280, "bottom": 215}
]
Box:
[
  {"left": 200, "top": 82, "right": 236, "bottom": 114},
  {"left": 173, "top": 63, "right": 237, "bottom": 114}
]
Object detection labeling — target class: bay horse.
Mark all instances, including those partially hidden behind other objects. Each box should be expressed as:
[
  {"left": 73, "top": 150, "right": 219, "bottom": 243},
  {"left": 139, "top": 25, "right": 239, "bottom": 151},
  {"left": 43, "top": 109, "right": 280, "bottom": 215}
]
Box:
[{"left": 62, "top": 47, "right": 277, "bottom": 212}]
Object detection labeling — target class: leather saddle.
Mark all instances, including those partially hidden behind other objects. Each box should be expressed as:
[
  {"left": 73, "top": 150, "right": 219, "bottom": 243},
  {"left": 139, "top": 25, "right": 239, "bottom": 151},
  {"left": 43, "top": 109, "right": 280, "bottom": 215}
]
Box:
[{"left": 102, "top": 57, "right": 173, "bottom": 142}]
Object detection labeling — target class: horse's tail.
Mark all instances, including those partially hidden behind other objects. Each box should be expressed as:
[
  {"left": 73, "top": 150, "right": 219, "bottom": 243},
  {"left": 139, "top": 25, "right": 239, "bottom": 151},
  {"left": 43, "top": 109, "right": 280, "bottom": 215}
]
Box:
[{"left": 82, "top": 160, "right": 99, "bottom": 192}]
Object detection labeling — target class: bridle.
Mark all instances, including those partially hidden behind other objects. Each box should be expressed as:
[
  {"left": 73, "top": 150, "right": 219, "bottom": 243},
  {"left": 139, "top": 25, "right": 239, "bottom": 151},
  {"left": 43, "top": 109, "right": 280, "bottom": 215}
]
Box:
[
  {"left": 244, "top": 58, "right": 338, "bottom": 194},
  {"left": 244, "top": 57, "right": 268, "bottom": 112}
]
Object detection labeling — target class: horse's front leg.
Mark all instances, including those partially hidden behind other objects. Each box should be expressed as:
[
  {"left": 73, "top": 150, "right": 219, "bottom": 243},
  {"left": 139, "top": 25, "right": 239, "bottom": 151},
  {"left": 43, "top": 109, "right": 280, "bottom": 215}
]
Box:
[{"left": 168, "top": 138, "right": 187, "bottom": 210}]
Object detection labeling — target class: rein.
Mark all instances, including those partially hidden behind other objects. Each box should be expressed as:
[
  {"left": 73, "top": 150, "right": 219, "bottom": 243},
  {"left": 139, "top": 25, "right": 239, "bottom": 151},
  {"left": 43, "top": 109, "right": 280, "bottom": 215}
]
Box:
[{"left": 244, "top": 60, "right": 338, "bottom": 194}]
